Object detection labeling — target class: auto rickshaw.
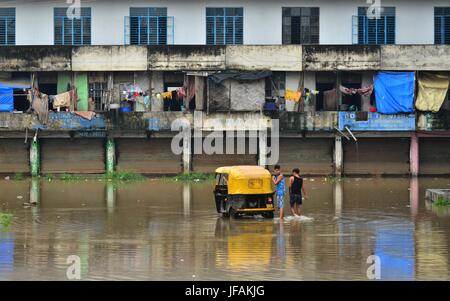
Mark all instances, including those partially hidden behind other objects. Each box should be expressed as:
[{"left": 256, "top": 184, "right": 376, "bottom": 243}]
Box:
[{"left": 214, "top": 166, "right": 275, "bottom": 218}]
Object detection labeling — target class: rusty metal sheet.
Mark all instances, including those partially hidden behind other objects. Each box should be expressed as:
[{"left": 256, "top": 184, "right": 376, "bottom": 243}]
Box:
[
  {"left": 419, "top": 138, "right": 450, "bottom": 175},
  {"left": 116, "top": 138, "right": 182, "bottom": 174},
  {"left": 41, "top": 139, "right": 105, "bottom": 174},
  {"left": 344, "top": 138, "right": 410, "bottom": 175},
  {"left": 273, "top": 138, "right": 334, "bottom": 176},
  {"left": 0, "top": 139, "right": 30, "bottom": 174}
]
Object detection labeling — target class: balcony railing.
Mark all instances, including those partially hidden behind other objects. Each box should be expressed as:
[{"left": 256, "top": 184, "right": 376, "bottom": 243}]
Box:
[
  {"left": 54, "top": 16, "right": 91, "bottom": 46},
  {"left": 435, "top": 15, "right": 450, "bottom": 44},
  {"left": 352, "top": 15, "right": 396, "bottom": 45},
  {"left": 124, "top": 16, "right": 174, "bottom": 45},
  {"left": 0, "top": 16, "right": 15, "bottom": 46},
  {"left": 206, "top": 15, "right": 243, "bottom": 45}
]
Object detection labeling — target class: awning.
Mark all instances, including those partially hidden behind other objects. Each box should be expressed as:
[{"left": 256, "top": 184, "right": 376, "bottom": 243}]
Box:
[
  {"left": 416, "top": 73, "right": 450, "bottom": 113},
  {"left": 374, "top": 72, "right": 415, "bottom": 114}
]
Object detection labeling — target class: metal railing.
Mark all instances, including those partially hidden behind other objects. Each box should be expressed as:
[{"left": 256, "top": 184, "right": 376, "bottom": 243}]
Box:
[
  {"left": 206, "top": 15, "right": 243, "bottom": 45},
  {"left": 54, "top": 16, "right": 91, "bottom": 46},
  {"left": 124, "top": 16, "right": 174, "bottom": 45},
  {"left": 435, "top": 15, "right": 450, "bottom": 44},
  {"left": 352, "top": 15, "right": 396, "bottom": 45},
  {"left": 0, "top": 16, "right": 15, "bottom": 45}
]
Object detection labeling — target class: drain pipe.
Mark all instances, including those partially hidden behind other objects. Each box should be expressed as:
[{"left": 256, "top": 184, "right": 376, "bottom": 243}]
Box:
[
  {"left": 345, "top": 126, "right": 358, "bottom": 142},
  {"left": 334, "top": 127, "right": 350, "bottom": 140}
]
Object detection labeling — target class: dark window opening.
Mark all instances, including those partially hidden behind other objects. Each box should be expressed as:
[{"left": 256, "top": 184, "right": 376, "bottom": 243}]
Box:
[
  {"left": 282, "top": 7, "right": 319, "bottom": 44},
  {"left": 89, "top": 82, "right": 107, "bottom": 111},
  {"left": 13, "top": 89, "right": 29, "bottom": 112},
  {"left": 435, "top": 7, "right": 450, "bottom": 44}
]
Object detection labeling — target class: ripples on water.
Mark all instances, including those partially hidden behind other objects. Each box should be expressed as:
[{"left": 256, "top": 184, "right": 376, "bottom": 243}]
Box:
[{"left": 0, "top": 177, "right": 449, "bottom": 280}]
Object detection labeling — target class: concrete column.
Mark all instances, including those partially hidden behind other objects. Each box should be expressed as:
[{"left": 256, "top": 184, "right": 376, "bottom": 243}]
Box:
[
  {"left": 183, "top": 132, "right": 192, "bottom": 173},
  {"left": 334, "top": 136, "right": 343, "bottom": 177},
  {"left": 410, "top": 132, "right": 419, "bottom": 177},
  {"left": 151, "top": 71, "right": 164, "bottom": 112},
  {"left": 30, "top": 138, "right": 40, "bottom": 177},
  {"left": 106, "top": 138, "right": 116, "bottom": 175},
  {"left": 195, "top": 76, "right": 205, "bottom": 111},
  {"left": 258, "top": 130, "right": 267, "bottom": 167}
]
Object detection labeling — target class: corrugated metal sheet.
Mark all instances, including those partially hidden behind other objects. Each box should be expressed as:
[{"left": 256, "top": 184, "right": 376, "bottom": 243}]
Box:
[
  {"left": 41, "top": 139, "right": 105, "bottom": 174},
  {"left": 274, "top": 138, "right": 334, "bottom": 175},
  {"left": 192, "top": 137, "right": 258, "bottom": 173},
  {"left": 419, "top": 137, "right": 450, "bottom": 175},
  {"left": 344, "top": 138, "right": 410, "bottom": 175},
  {"left": 0, "top": 139, "right": 29, "bottom": 174},
  {"left": 116, "top": 138, "right": 182, "bottom": 174}
]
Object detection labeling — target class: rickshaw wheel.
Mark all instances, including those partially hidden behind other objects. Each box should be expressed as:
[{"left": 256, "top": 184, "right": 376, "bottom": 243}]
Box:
[{"left": 229, "top": 208, "right": 238, "bottom": 219}]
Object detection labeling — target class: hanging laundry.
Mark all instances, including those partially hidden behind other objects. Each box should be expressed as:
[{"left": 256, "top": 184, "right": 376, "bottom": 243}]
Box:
[
  {"left": 32, "top": 92, "right": 49, "bottom": 125},
  {"left": 134, "top": 95, "right": 147, "bottom": 112},
  {"left": 177, "top": 87, "right": 187, "bottom": 98},
  {"left": 53, "top": 91, "right": 71, "bottom": 108},
  {"left": 358, "top": 85, "right": 374, "bottom": 97},
  {"left": 73, "top": 111, "right": 95, "bottom": 121},
  {"left": 339, "top": 85, "right": 374, "bottom": 96},
  {"left": 162, "top": 91, "right": 173, "bottom": 99},
  {"left": 323, "top": 88, "right": 339, "bottom": 111},
  {"left": 374, "top": 72, "right": 415, "bottom": 114},
  {"left": 416, "top": 73, "right": 450, "bottom": 113},
  {"left": 339, "top": 85, "right": 357, "bottom": 95},
  {"left": 285, "top": 89, "right": 302, "bottom": 102}
]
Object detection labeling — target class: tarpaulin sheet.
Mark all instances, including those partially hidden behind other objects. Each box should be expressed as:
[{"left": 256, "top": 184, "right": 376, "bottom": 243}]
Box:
[
  {"left": 0, "top": 81, "right": 31, "bottom": 112},
  {"left": 0, "top": 84, "right": 13, "bottom": 112},
  {"left": 374, "top": 72, "right": 415, "bottom": 114},
  {"left": 415, "top": 73, "right": 450, "bottom": 113}
]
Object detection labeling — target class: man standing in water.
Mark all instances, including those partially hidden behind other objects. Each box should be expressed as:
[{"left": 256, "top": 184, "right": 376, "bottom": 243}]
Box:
[
  {"left": 273, "top": 165, "right": 285, "bottom": 219},
  {"left": 289, "top": 168, "right": 307, "bottom": 217}
]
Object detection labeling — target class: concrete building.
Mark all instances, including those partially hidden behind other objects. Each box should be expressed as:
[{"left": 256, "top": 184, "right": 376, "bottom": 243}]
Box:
[{"left": 0, "top": 0, "right": 450, "bottom": 176}]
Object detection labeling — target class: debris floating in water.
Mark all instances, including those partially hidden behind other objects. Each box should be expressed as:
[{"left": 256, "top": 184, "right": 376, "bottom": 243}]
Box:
[{"left": 17, "top": 196, "right": 23, "bottom": 199}]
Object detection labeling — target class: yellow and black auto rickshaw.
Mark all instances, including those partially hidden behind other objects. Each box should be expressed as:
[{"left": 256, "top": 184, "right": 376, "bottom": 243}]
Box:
[{"left": 214, "top": 166, "right": 275, "bottom": 218}]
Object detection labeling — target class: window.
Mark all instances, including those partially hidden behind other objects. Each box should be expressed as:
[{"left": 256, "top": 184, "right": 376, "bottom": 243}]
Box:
[
  {"left": 0, "top": 8, "right": 15, "bottom": 46},
  {"left": 435, "top": 7, "right": 450, "bottom": 44},
  {"left": 353, "top": 7, "right": 395, "bottom": 45},
  {"left": 89, "top": 82, "right": 107, "bottom": 111},
  {"left": 206, "top": 7, "right": 243, "bottom": 45},
  {"left": 54, "top": 7, "right": 91, "bottom": 45},
  {"left": 282, "top": 7, "right": 319, "bottom": 44},
  {"left": 128, "top": 7, "right": 172, "bottom": 45}
]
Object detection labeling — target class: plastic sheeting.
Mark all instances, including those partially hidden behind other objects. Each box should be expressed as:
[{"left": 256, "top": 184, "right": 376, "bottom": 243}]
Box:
[
  {"left": 416, "top": 73, "right": 450, "bottom": 113},
  {"left": 0, "top": 84, "right": 14, "bottom": 112},
  {"left": 374, "top": 72, "right": 415, "bottom": 114}
]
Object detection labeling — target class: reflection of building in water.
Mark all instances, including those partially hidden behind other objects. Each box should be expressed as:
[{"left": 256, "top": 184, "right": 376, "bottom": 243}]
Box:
[{"left": 415, "top": 221, "right": 449, "bottom": 280}]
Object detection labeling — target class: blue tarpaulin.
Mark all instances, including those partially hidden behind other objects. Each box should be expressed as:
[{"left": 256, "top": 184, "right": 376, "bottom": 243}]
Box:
[
  {"left": 0, "top": 84, "right": 14, "bottom": 112},
  {"left": 374, "top": 72, "right": 415, "bottom": 114}
]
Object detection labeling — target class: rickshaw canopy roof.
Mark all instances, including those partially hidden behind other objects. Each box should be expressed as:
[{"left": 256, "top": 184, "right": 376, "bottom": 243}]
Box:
[{"left": 215, "top": 166, "right": 274, "bottom": 195}]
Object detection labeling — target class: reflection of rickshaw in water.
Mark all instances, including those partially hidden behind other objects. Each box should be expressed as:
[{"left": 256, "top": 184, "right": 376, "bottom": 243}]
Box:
[
  {"left": 214, "top": 166, "right": 275, "bottom": 219},
  {"left": 214, "top": 217, "right": 274, "bottom": 270}
]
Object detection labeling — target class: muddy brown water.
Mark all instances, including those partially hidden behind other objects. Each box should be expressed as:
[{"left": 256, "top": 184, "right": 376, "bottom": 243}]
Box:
[{"left": 0, "top": 177, "right": 449, "bottom": 281}]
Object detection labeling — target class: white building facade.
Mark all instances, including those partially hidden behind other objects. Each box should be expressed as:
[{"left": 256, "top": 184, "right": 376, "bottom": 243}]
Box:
[{"left": 0, "top": 0, "right": 448, "bottom": 46}]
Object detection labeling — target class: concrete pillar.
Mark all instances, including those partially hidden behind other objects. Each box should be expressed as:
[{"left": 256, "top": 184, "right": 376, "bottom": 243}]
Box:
[
  {"left": 106, "top": 138, "right": 116, "bottom": 175},
  {"left": 151, "top": 71, "right": 164, "bottom": 112},
  {"left": 195, "top": 76, "right": 205, "bottom": 111},
  {"left": 258, "top": 130, "right": 267, "bottom": 167},
  {"left": 410, "top": 132, "right": 419, "bottom": 177},
  {"left": 30, "top": 138, "right": 40, "bottom": 177},
  {"left": 183, "top": 132, "right": 192, "bottom": 173},
  {"left": 334, "top": 136, "right": 343, "bottom": 177}
]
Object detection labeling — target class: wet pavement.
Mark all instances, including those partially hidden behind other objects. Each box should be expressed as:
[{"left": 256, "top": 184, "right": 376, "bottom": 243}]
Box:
[{"left": 0, "top": 177, "right": 449, "bottom": 280}]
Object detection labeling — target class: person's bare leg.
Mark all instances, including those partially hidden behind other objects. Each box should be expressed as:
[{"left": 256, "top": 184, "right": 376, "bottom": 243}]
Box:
[{"left": 280, "top": 208, "right": 284, "bottom": 220}]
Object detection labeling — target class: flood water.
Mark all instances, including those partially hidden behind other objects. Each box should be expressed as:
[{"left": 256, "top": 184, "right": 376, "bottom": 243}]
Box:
[{"left": 0, "top": 176, "right": 449, "bottom": 281}]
